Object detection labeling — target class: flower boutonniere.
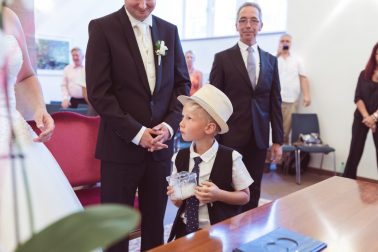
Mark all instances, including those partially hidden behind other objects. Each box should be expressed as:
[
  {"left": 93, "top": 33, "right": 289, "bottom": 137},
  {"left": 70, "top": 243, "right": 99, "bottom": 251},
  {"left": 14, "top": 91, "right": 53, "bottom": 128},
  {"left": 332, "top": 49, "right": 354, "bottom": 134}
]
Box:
[{"left": 155, "top": 40, "right": 168, "bottom": 66}]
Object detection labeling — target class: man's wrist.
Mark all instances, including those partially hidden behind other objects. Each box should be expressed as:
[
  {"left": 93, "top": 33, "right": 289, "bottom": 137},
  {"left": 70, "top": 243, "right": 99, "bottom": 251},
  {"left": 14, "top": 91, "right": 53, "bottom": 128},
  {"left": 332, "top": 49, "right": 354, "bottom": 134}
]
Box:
[
  {"left": 132, "top": 126, "right": 146, "bottom": 145},
  {"left": 371, "top": 112, "right": 378, "bottom": 122},
  {"left": 162, "top": 122, "right": 173, "bottom": 139}
]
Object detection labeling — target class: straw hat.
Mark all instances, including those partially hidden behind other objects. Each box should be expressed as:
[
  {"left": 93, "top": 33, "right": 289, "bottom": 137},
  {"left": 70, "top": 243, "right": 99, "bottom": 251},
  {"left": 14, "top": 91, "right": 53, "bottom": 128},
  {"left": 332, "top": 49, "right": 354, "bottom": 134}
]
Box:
[{"left": 177, "top": 84, "right": 233, "bottom": 134}]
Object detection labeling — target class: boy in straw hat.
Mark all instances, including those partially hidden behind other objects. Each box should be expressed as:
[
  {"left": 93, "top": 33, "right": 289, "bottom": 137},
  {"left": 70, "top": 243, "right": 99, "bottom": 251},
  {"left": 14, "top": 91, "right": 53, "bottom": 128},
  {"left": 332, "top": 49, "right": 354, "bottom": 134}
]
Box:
[{"left": 167, "top": 84, "right": 253, "bottom": 241}]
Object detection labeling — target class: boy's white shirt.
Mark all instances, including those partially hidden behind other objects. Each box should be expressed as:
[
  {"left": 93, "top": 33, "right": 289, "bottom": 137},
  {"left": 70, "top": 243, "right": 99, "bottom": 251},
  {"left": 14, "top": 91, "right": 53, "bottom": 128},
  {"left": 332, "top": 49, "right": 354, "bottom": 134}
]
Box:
[{"left": 171, "top": 140, "right": 253, "bottom": 228}]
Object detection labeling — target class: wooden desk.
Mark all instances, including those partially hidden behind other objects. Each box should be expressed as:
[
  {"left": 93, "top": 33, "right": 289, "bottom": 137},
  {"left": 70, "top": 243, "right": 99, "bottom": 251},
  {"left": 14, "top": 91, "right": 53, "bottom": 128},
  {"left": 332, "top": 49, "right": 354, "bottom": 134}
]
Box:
[{"left": 151, "top": 176, "right": 378, "bottom": 252}]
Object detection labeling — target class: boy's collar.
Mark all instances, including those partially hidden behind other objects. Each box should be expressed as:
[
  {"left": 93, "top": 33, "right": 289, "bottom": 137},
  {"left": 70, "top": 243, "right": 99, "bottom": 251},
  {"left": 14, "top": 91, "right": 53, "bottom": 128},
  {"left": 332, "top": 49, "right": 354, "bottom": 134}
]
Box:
[{"left": 189, "top": 140, "right": 219, "bottom": 163}]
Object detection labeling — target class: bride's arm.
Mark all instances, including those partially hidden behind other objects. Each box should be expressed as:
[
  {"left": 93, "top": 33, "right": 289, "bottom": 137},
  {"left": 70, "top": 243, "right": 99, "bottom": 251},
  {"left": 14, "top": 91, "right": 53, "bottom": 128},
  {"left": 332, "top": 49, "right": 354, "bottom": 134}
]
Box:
[{"left": 4, "top": 7, "right": 54, "bottom": 142}]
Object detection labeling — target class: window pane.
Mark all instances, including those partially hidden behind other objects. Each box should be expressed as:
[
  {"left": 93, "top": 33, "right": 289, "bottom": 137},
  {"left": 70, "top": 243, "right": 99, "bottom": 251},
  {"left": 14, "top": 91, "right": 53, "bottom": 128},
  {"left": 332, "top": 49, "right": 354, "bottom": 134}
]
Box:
[
  {"left": 213, "top": 0, "right": 238, "bottom": 37},
  {"left": 154, "top": 0, "right": 184, "bottom": 37},
  {"left": 254, "top": 0, "right": 287, "bottom": 33},
  {"left": 184, "top": 0, "right": 208, "bottom": 39}
]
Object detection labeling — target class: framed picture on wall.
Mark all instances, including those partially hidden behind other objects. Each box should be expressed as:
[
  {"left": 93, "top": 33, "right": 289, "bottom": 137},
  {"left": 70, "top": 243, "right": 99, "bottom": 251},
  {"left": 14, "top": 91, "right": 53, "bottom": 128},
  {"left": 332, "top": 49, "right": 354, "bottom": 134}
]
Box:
[{"left": 35, "top": 36, "right": 71, "bottom": 75}]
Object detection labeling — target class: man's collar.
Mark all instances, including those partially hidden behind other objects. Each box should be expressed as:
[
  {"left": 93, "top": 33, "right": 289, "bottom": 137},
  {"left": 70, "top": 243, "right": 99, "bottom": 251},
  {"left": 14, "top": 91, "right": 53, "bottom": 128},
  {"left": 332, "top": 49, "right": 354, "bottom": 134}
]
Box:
[
  {"left": 238, "top": 40, "right": 258, "bottom": 51},
  {"left": 125, "top": 7, "right": 153, "bottom": 28}
]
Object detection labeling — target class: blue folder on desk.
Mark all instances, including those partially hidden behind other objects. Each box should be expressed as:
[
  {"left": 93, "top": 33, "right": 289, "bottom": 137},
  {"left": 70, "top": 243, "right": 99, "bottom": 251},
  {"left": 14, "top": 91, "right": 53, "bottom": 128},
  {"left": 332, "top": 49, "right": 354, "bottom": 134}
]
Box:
[{"left": 234, "top": 227, "right": 327, "bottom": 252}]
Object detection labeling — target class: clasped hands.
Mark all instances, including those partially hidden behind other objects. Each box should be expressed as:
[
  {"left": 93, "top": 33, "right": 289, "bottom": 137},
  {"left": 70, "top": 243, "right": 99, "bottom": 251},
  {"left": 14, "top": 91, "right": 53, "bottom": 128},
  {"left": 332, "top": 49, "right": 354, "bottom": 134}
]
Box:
[
  {"left": 167, "top": 181, "right": 220, "bottom": 207},
  {"left": 140, "top": 123, "right": 170, "bottom": 152},
  {"left": 362, "top": 116, "right": 376, "bottom": 133}
]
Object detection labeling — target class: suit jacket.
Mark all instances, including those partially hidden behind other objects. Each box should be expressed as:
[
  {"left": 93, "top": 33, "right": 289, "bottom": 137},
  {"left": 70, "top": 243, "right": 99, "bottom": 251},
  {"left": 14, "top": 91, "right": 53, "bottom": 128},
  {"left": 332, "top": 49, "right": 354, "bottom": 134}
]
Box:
[
  {"left": 209, "top": 44, "right": 283, "bottom": 149},
  {"left": 86, "top": 7, "right": 190, "bottom": 163}
]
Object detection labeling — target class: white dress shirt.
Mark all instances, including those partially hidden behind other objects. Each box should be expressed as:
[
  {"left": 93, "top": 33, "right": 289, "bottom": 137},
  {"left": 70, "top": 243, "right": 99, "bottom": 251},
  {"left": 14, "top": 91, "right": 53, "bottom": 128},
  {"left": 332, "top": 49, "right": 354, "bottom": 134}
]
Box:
[
  {"left": 124, "top": 8, "right": 173, "bottom": 145},
  {"left": 278, "top": 54, "right": 306, "bottom": 103},
  {"left": 61, "top": 64, "right": 85, "bottom": 100},
  {"left": 238, "top": 41, "right": 260, "bottom": 86},
  {"left": 126, "top": 8, "right": 156, "bottom": 93},
  {"left": 171, "top": 140, "right": 254, "bottom": 228}
]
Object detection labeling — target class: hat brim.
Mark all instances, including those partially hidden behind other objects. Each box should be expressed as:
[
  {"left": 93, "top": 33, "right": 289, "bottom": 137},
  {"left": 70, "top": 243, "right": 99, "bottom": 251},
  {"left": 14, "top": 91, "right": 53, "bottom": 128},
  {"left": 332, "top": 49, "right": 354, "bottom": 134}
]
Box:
[{"left": 178, "top": 95, "right": 229, "bottom": 134}]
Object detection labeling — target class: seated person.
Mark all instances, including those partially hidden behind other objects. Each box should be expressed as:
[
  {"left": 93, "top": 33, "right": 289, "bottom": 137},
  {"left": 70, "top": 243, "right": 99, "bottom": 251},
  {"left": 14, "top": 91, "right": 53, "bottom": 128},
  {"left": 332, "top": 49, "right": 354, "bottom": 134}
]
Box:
[{"left": 167, "top": 85, "right": 253, "bottom": 241}]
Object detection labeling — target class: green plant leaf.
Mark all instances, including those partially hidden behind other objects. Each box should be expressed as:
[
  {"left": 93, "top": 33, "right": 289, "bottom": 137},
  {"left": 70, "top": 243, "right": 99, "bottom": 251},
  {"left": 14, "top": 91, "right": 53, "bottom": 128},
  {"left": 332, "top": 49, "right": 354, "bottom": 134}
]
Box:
[{"left": 15, "top": 204, "right": 140, "bottom": 252}]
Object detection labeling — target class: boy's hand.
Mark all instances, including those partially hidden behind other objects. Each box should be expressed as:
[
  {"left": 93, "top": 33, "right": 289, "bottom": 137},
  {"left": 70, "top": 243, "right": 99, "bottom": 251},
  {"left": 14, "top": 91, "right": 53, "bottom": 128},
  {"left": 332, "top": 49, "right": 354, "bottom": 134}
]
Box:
[
  {"left": 195, "top": 181, "right": 220, "bottom": 204},
  {"left": 167, "top": 186, "right": 183, "bottom": 207}
]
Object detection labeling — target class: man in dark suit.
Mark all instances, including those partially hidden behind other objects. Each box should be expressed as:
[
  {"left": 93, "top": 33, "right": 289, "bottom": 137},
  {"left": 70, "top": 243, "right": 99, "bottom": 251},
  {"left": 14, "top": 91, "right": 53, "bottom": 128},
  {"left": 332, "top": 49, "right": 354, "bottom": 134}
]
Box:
[
  {"left": 209, "top": 2, "right": 283, "bottom": 212},
  {"left": 85, "top": 1, "right": 190, "bottom": 251}
]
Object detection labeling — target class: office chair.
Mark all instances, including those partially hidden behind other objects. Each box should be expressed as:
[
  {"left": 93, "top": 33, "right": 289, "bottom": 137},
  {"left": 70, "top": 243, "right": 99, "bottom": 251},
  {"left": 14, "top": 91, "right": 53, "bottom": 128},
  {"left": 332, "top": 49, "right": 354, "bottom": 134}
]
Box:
[{"left": 291, "top": 113, "right": 336, "bottom": 184}]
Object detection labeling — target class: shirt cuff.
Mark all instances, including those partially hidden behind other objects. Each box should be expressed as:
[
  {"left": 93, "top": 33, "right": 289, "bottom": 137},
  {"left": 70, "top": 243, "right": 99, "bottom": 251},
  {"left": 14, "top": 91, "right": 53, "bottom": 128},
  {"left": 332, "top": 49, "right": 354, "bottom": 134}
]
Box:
[
  {"left": 162, "top": 122, "right": 174, "bottom": 140},
  {"left": 132, "top": 126, "right": 147, "bottom": 145}
]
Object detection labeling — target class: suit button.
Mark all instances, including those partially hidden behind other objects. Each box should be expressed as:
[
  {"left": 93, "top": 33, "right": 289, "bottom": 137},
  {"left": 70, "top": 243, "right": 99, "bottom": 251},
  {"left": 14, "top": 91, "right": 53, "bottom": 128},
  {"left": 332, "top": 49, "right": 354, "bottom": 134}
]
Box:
[{"left": 150, "top": 101, "right": 154, "bottom": 107}]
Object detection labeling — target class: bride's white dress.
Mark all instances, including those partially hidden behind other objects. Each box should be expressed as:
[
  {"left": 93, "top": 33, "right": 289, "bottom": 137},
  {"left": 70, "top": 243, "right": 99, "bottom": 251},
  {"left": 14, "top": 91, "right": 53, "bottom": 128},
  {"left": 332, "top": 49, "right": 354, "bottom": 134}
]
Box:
[{"left": 0, "top": 35, "right": 82, "bottom": 252}]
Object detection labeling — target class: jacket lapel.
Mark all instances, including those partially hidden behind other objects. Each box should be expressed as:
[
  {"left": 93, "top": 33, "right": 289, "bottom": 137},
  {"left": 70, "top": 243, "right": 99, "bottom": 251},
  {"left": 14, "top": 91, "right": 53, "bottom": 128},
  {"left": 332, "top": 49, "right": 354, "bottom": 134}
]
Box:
[
  {"left": 256, "top": 46, "right": 265, "bottom": 89},
  {"left": 229, "top": 44, "right": 254, "bottom": 91},
  {"left": 118, "top": 8, "right": 151, "bottom": 94},
  {"left": 151, "top": 16, "right": 162, "bottom": 95}
]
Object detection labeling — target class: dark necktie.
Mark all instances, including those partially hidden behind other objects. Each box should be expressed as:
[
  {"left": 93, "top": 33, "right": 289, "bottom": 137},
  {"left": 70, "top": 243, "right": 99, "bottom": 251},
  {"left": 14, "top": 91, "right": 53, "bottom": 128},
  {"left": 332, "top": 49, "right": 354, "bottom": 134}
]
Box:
[
  {"left": 247, "top": 46, "right": 257, "bottom": 89},
  {"left": 185, "top": 156, "right": 202, "bottom": 234}
]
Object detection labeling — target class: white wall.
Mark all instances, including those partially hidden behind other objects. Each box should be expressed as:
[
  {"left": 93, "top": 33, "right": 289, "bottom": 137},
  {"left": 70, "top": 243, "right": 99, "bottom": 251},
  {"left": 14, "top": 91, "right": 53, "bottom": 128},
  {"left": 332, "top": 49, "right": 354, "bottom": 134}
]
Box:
[{"left": 287, "top": 0, "right": 378, "bottom": 179}]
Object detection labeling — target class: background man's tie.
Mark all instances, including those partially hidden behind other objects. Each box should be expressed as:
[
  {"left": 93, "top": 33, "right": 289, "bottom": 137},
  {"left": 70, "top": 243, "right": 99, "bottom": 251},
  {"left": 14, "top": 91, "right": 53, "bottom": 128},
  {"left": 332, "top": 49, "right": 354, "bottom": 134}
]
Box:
[
  {"left": 247, "top": 46, "right": 257, "bottom": 89},
  {"left": 185, "top": 156, "right": 202, "bottom": 234}
]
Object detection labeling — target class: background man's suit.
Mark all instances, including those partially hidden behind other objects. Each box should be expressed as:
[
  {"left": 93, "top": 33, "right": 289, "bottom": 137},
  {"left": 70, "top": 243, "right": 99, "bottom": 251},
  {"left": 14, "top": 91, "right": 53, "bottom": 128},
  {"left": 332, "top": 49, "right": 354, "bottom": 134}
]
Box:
[
  {"left": 210, "top": 44, "right": 283, "bottom": 210},
  {"left": 86, "top": 7, "right": 190, "bottom": 251}
]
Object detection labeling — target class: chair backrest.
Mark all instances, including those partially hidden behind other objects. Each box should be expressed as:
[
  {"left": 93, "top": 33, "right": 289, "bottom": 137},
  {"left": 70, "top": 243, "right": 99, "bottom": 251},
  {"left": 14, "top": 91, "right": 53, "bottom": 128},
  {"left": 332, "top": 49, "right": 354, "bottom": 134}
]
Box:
[
  {"left": 291, "top": 113, "right": 320, "bottom": 143},
  {"left": 46, "top": 103, "right": 61, "bottom": 114},
  {"left": 49, "top": 101, "right": 62, "bottom": 105},
  {"left": 29, "top": 112, "right": 100, "bottom": 187},
  {"left": 60, "top": 107, "right": 88, "bottom": 115},
  {"left": 77, "top": 103, "right": 89, "bottom": 109}
]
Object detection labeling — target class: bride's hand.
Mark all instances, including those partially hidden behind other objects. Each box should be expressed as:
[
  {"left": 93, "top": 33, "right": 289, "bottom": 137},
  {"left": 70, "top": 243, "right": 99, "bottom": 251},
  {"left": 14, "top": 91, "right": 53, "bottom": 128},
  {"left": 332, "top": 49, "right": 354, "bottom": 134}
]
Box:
[{"left": 33, "top": 110, "right": 55, "bottom": 142}]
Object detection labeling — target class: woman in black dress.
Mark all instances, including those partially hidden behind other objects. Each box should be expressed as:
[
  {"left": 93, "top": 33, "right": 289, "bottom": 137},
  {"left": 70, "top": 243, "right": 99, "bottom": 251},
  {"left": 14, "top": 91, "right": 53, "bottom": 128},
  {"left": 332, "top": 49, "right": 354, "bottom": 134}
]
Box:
[{"left": 343, "top": 42, "right": 378, "bottom": 179}]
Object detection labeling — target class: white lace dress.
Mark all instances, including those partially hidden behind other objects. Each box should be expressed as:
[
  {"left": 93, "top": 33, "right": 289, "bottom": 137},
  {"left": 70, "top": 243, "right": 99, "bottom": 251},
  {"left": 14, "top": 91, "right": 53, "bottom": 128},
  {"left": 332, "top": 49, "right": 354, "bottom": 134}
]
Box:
[{"left": 0, "top": 35, "right": 82, "bottom": 252}]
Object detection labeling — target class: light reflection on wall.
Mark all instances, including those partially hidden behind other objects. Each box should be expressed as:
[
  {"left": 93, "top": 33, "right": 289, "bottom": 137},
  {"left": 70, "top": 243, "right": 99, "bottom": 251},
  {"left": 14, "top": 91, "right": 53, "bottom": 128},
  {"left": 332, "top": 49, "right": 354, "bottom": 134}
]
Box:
[{"left": 299, "top": 0, "right": 353, "bottom": 53}]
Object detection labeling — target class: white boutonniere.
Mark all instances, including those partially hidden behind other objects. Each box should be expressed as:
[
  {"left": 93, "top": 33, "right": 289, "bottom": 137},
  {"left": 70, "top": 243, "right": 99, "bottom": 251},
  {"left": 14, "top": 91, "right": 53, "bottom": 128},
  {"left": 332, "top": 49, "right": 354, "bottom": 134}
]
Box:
[{"left": 155, "top": 40, "right": 168, "bottom": 66}]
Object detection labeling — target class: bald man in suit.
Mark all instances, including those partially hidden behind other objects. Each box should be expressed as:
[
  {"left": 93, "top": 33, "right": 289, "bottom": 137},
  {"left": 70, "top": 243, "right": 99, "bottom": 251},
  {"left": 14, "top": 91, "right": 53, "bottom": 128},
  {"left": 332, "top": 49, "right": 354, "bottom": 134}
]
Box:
[
  {"left": 209, "top": 2, "right": 283, "bottom": 212},
  {"left": 85, "top": 0, "right": 190, "bottom": 251}
]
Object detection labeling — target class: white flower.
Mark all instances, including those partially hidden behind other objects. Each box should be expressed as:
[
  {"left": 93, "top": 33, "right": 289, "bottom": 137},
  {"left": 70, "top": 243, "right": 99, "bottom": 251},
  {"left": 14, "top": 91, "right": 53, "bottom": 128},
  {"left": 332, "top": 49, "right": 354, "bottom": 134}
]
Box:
[{"left": 155, "top": 40, "right": 168, "bottom": 66}]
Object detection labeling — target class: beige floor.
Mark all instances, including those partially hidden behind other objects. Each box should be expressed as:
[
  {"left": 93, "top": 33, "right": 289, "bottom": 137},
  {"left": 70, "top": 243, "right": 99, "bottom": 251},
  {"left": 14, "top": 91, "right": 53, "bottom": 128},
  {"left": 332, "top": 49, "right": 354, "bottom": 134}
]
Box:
[{"left": 261, "top": 169, "right": 330, "bottom": 201}]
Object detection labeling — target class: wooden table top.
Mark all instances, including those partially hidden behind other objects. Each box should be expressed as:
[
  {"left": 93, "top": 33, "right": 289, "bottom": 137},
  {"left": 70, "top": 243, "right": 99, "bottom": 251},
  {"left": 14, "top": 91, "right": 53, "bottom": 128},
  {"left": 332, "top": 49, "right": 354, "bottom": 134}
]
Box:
[{"left": 150, "top": 176, "right": 378, "bottom": 252}]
